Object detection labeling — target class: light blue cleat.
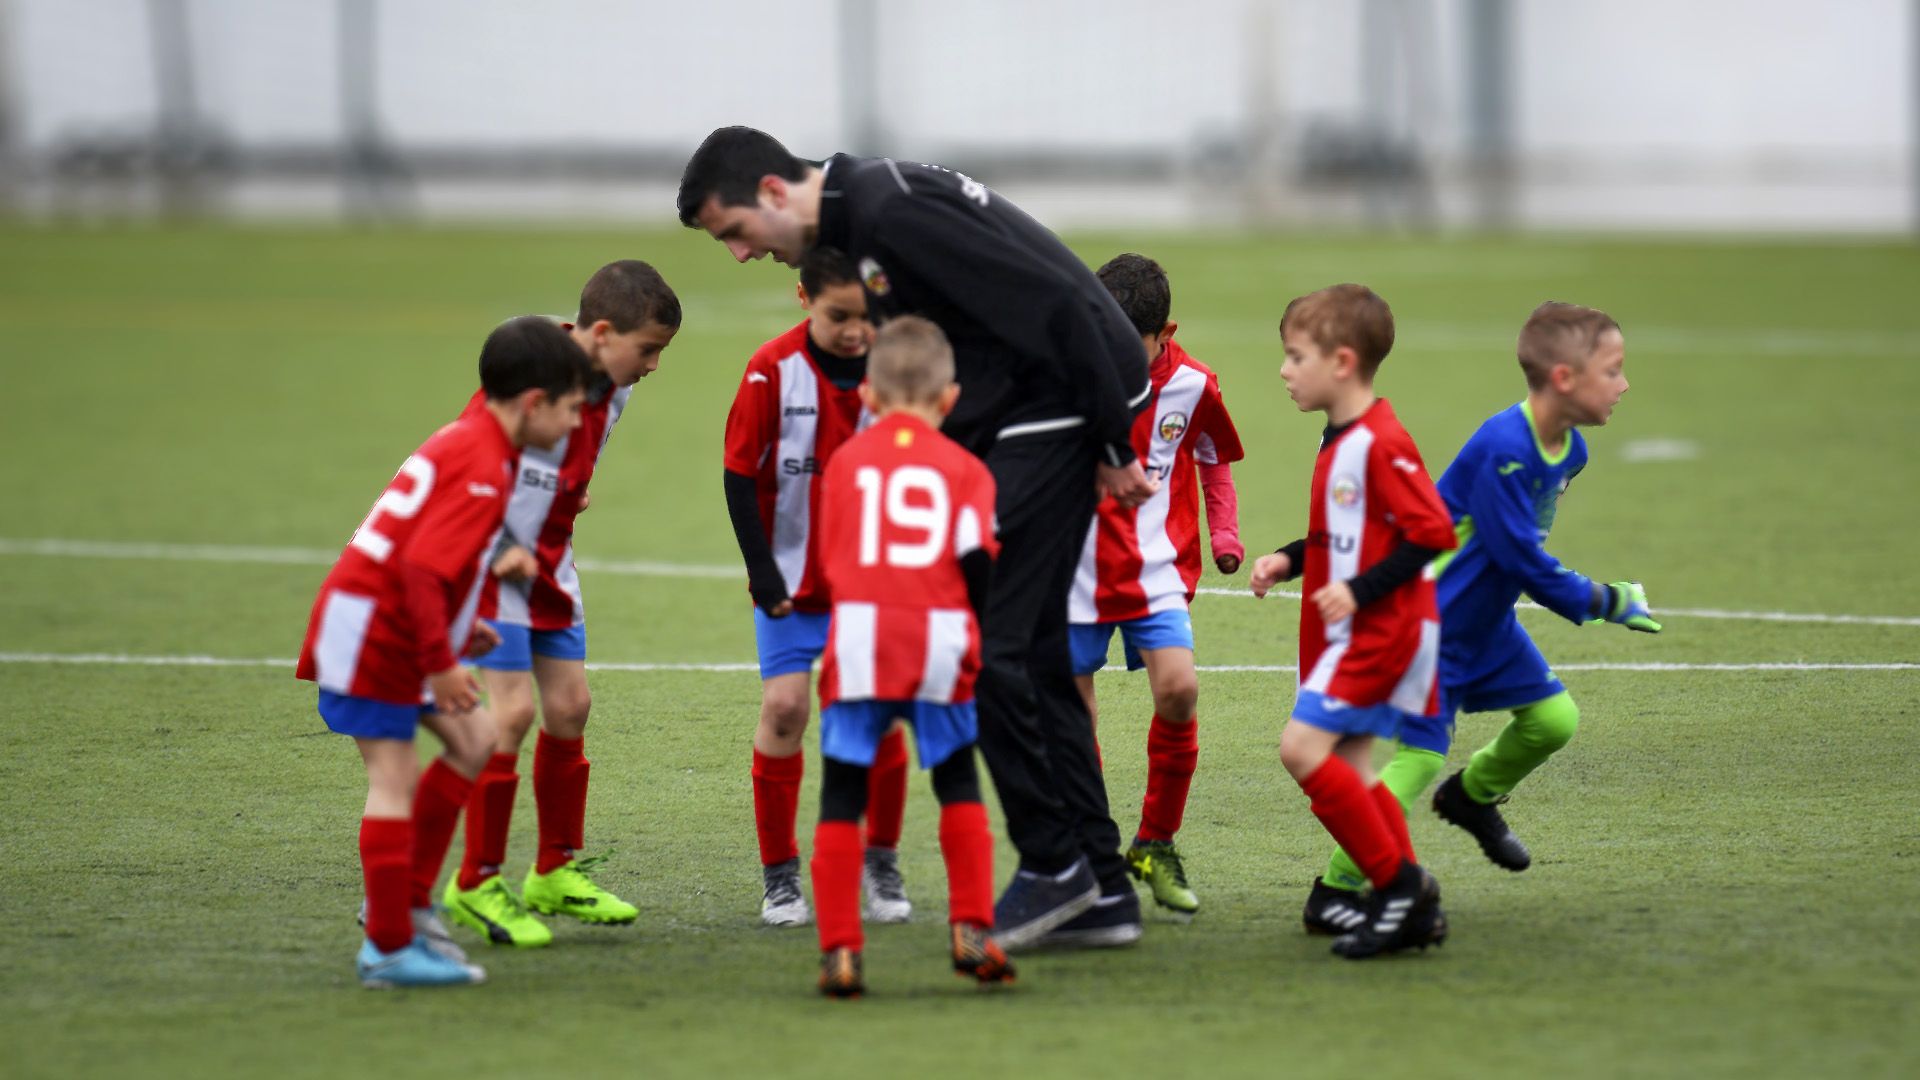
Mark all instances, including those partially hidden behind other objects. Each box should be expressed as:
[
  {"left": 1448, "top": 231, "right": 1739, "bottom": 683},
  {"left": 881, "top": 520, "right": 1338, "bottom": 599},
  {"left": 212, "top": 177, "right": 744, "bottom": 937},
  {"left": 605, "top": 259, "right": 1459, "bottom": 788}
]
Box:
[{"left": 357, "top": 934, "right": 487, "bottom": 989}]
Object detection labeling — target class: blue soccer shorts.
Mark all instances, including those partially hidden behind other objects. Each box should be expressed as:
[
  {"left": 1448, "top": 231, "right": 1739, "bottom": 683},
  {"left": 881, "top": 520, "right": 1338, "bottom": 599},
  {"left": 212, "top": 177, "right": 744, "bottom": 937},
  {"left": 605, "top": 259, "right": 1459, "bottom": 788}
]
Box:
[
  {"left": 1069, "top": 607, "right": 1195, "bottom": 676},
  {"left": 1404, "top": 621, "right": 1567, "bottom": 755},
  {"left": 753, "top": 607, "right": 832, "bottom": 679},
  {"left": 471, "top": 620, "right": 588, "bottom": 672},
  {"left": 318, "top": 690, "right": 431, "bottom": 741},
  {"left": 1289, "top": 688, "right": 1415, "bottom": 741},
  {"left": 821, "top": 699, "right": 977, "bottom": 770}
]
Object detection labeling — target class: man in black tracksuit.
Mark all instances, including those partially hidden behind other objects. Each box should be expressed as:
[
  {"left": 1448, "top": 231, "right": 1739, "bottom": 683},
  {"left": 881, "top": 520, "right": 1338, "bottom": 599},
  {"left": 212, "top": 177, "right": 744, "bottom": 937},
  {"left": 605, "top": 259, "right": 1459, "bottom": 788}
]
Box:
[{"left": 679, "top": 127, "right": 1156, "bottom": 949}]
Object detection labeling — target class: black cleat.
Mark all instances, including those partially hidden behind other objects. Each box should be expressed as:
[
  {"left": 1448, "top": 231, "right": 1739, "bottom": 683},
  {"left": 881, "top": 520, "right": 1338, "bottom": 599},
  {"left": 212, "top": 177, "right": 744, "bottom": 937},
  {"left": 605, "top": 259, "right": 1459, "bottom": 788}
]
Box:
[
  {"left": 990, "top": 857, "right": 1100, "bottom": 951},
  {"left": 1302, "top": 877, "right": 1370, "bottom": 936},
  {"left": 1432, "top": 771, "right": 1532, "bottom": 871},
  {"left": 1330, "top": 861, "right": 1446, "bottom": 960}
]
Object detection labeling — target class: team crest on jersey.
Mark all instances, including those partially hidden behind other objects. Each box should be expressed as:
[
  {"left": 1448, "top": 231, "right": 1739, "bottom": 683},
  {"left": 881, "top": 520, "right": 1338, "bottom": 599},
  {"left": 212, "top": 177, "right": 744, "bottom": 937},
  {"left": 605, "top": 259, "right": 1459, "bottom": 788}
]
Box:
[
  {"left": 1331, "top": 475, "right": 1361, "bottom": 508},
  {"left": 859, "top": 257, "right": 891, "bottom": 296},
  {"left": 1158, "top": 411, "right": 1188, "bottom": 442}
]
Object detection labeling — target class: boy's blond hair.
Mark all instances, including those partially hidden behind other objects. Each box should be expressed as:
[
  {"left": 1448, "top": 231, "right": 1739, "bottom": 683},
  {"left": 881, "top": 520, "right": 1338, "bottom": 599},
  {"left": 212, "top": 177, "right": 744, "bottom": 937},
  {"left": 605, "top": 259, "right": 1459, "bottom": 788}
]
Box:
[
  {"left": 1279, "top": 284, "right": 1395, "bottom": 378},
  {"left": 867, "top": 316, "right": 955, "bottom": 406},
  {"left": 1517, "top": 302, "right": 1621, "bottom": 390}
]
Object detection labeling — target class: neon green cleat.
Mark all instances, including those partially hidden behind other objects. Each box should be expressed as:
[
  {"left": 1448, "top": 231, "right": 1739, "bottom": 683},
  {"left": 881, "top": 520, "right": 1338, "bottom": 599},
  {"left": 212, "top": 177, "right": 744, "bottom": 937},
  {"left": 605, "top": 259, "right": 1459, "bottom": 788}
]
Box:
[
  {"left": 442, "top": 875, "right": 554, "bottom": 948},
  {"left": 1127, "top": 839, "right": 1199, "bottom": 918},
  {"left": 522, "top": 854, "right": 639, "bottom": 925}
]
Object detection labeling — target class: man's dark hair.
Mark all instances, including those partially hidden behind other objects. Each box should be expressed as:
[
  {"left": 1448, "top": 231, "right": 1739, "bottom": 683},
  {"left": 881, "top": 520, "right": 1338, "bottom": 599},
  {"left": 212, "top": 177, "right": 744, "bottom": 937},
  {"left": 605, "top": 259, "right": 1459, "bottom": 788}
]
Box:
[
  {"left": 677, "top": 126, "right": 810, "bottom": 228},
  {"left": 479, "top": 316, "right": 594, "bottom": 402},
  {"left": 1096, "top": 253, "right": 1171, "bottom": 337},
  {"left": 799, "top": 245, "right": 860, "bottom": 297},
  {"left": 578, "top": 259, "right": 681, "bottom": 332}
]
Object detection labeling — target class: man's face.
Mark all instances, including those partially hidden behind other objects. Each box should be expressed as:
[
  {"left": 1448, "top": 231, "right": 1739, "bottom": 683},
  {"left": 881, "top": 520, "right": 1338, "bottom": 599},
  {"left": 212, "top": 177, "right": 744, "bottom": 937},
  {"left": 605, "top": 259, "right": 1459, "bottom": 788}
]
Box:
[
  {"left": 1563, "top": 330, "right": 1629, "bottom": 426},
  {"left": 583, "top": 319, "right": 678, "bottom": 387},
  {"left": 523, "top": 388, "right": 587, "bottom": 451},
  {"left": 802, "top": 281, "right": 873, "bottom": 359},
  {"left": 1279, "top": 327, "right": 1340, "bottom": 413},
  {"left": 696, "top": 181, "right": 810, "bottom": 267}
]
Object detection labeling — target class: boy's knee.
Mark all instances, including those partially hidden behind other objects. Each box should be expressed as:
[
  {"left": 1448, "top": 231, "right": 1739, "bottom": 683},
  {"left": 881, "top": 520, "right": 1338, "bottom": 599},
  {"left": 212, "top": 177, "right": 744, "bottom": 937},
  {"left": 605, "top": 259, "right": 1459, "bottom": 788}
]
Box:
[
  {"left": 759, "top": 691, "right": 810, "bottom": 747},
  {"left": 541, "top": 685, "right": 592, "bottom": 739},
  {"left": 1153, "top": 679, "right": 1198, "bottom": 723},
  {"left": 1518, "top": 693, "right": 1579, "bottom": 751}
]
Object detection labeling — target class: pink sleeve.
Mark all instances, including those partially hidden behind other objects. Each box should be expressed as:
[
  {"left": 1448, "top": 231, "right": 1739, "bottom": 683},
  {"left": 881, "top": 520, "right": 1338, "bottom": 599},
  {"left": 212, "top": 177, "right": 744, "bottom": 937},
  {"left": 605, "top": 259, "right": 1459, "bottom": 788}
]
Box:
[{"left": 1198, "top": 461, "right": 1243, "bottom": 563}]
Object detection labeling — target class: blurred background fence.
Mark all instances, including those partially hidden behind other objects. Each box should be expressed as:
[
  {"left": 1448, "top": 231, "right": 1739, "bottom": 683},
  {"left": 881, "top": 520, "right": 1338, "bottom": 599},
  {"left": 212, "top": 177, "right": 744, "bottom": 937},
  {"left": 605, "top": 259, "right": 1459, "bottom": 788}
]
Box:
[{"left": 1, "top": 0, "right": 1915, "bottom": 231}]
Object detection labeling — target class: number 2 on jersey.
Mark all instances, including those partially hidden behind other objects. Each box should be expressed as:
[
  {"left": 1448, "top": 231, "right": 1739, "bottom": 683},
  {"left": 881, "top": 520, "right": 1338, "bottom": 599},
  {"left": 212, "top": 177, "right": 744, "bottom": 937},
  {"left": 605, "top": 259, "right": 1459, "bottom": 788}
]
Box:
[
  {"left": 350, "top": 455, "right": 435, "bottom": 562},
  {"left": 854, "top": 465, "right": 949, "bottom": 568}
]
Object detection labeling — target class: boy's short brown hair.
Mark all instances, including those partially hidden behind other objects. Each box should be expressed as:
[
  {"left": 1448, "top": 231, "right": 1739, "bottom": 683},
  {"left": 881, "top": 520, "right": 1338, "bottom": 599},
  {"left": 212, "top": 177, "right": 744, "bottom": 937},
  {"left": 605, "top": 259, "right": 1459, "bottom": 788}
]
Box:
[
  {"left": 868, "top": 315, "right": 954, "bottom": 406},
  {"left": 578, "top": 259, "right": 682, "bottom": 333},
  {"left": 1279, "top": 284, "right": 1395, "bottom": 378},
  {"left": 1516, "top": 302, "right": 1621, "bottom": 390}
]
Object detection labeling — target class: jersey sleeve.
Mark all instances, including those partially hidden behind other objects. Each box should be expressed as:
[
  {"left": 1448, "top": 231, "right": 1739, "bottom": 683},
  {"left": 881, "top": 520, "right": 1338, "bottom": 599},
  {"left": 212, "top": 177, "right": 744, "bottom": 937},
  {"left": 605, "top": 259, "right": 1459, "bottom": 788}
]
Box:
[
  {"left": 722, "top": 359, "right": 778, "bottom": 478},
  {"left": 1190, "top": 374, "right": 1244, "bottom": 466},
  {"left": 951, "top": 457, "right": 1000, "bottom": 562},
  {"left": 398, "top": 443, "right": 506, "bottom": 584},
  {"left": 1368, "top": 435, "right": 1459, "bottom": 552},
  {"left": 1462, "top": 453, "right": 1595, "bottom": 624}
]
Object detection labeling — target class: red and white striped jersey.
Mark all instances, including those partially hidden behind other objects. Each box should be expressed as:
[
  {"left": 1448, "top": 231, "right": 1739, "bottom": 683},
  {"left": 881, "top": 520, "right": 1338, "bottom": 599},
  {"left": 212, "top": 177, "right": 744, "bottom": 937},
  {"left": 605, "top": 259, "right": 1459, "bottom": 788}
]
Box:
[
  {"left": 817, "top": 413, "right": 999, "bottom": 708},
  {"left": 296, "top": 411, "right": 516, "bottom": 704},
  {"left": 1070, "top": 340, "right": 1243, "bottom": 624},
  {"left": 1296, "top": 398, "right": 1457, "bottom": 713},
  {"left": 462, "top": 380, "right": 632, "bottom": 631},
  {"left": 723, "top": 321, "right": 871, "bottom": 614}
]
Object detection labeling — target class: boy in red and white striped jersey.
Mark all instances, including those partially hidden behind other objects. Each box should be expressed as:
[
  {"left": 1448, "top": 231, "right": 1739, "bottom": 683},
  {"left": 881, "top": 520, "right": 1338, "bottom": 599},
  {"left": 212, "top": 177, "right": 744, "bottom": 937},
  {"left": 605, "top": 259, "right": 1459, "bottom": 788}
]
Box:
[
  {"left": 1068, "top": 254, "right": 1244, "bottom": 925},
  {"left": 443, "top": 262, "right": 680, "bottom": 948},
  {"left": 1249, "top": 284, "right": 1458, "bottom": 960},
  {"left": 723, "top": 247, "right": 914, "bottom": 929},
  {"left": 295, "top": 317, "right": 592, "bottom": 987},
  {"left": 808, "top": 315, "right": 1012, "bottom": 997}
]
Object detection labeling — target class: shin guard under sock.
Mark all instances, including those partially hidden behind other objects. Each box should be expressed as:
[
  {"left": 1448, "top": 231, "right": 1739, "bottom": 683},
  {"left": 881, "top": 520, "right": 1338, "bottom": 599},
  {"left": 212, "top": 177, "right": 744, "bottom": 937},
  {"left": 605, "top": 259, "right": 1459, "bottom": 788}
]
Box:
[
  {"left": 1299, "top": 755, "right": 1401, "bottom": 890},
  {"left": 810, "top": 820, "right": 864, "bottom": 953},
  {"left": 458, "top": 752, "right": 519, "bottom": 890},
  {"left": 1371, "top": 780, "right": 1416, "bottom": 864},
  {"left": 1325, "top": 743, "right": 1445, "bottom": 890},
  {"left": 865, "top": 727, "right": 909, "bottom": 850},
  {"left": 1138, "top": 715, "right": 1198, "bottom": 842},
  {"left": 752, "top": 749, "right": 804, "bottom": 866},
  {"left": 361, "top": 816, "right": 413, "bottom": 953},
  {"left": 409, "top": 759, "right": 474, "bottom": 909},
  {"left": 533, "top": 731, "right": 589, "bottom": 874},
  {"left": 938, "top": 801, "right": 995, "bottom": 928}
]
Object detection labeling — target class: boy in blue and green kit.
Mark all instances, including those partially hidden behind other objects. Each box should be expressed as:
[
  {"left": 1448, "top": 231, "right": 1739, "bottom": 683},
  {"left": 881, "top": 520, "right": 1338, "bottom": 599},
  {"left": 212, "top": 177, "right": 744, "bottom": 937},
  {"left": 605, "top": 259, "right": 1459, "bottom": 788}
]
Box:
[{"left": 1306, "top": 302, "right": 1662, "bottom": 929}]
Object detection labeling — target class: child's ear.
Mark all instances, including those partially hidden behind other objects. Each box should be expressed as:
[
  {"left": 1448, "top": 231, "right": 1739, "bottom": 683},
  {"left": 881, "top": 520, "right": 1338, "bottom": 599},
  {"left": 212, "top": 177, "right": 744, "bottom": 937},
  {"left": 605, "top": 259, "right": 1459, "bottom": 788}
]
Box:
[
  {"left": 1550, "top": 363, "right": 1578, "bottom": 394},
  {"left": 796, "top": 282, "right": 811, "bottom": 309},
  {"left": 1334, "top": 345, "right": 1361, "bottom": 380},
  {"left": 856, "top": 382, "right": 880, "bottom": 413},
  {"left": 937, "top": 383, "right": 962, "bottom": 415}
]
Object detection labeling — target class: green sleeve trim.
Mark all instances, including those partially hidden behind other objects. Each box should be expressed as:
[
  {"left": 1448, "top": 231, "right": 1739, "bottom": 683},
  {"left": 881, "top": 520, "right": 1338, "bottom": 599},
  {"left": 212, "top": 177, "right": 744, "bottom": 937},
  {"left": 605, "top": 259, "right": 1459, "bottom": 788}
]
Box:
[
  {"left": 1518, "top": 400, "right": 1572, "bottom": 466},
  {"left": 1428, "top": 516, "right": 1474, "bottom": 580}
]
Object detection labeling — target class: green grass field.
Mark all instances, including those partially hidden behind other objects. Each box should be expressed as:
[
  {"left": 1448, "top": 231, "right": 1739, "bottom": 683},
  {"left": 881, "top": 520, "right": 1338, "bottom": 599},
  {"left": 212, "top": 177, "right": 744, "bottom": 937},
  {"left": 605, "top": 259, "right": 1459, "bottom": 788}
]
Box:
[{"left": 1, "top": 224, "right": 1916, "bottom": 1079}]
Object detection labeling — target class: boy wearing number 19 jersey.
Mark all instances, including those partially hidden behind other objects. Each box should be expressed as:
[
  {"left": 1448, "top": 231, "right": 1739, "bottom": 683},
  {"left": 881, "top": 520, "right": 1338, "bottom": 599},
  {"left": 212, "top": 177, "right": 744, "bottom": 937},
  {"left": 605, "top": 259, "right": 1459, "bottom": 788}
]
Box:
[{"left": 723, "top": 247, "right": 913, "bottom": 928}]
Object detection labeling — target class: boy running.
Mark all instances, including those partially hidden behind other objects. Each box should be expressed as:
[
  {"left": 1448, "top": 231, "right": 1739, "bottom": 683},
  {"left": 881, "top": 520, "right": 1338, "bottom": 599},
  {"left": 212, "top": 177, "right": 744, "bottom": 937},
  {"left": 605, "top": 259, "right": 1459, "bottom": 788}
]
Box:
[
  {"left": 723, "top": 246, "right": 913, "bottom": 927},
  {"left": 1305, "top": 302, "right": 1658, "bottom": 924},
  {"left": 296, "top": 317, "right": 593, "bottom": 987},
  {"left": 1249, "top": 284, "right": 1458, "bottom": 959},
  {"left": 1069, "top": 253, "right": 1243, "bottom": 923},
  {"left": 443, "top": 261, "right": 680, "bottom": 948},
  {"left": 808, "top": 316, "right": 1013, "bottom": 997}
]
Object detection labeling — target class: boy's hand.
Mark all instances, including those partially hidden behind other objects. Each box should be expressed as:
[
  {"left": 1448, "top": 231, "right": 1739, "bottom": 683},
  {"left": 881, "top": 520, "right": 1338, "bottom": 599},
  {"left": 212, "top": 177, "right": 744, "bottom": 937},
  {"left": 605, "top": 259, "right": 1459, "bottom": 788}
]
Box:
[
  {"left": 1250, "top": 553, "right": 1292, "bottom": 598},
  {"left": 491, "top": 545, "right": 537, "bottom": 582},
  {"left": 1214, "top": 553, "right": 1241, "bottom": 575},
  {"left": 463, "top": 620, "right": 501, "bottom": 660},
  {"left": 1096, "top": 459, "right": 1159, "bottom": 508},
  {"left": 428, "top": 666, "right": 483, "bottom": 715},
  {"left": 1602, "top": 581, "right": 1662, "bottom": 633},
  {"left": 1310, "top": 581, "right": 1357, "bottom": 623},
  {"left": 763, "top": 599, "right": 794, "bottom": 618}
]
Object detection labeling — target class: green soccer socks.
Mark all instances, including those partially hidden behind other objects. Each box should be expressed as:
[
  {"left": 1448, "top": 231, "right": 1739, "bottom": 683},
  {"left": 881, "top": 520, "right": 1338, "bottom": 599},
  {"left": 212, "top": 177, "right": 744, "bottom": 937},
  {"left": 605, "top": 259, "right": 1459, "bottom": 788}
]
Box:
[
  {"left": 1461, "top": 692, "right": 1580, "bottom": 804},
  {"left": 1324, "top": 745, "right": 1448, "bottom": 892}
]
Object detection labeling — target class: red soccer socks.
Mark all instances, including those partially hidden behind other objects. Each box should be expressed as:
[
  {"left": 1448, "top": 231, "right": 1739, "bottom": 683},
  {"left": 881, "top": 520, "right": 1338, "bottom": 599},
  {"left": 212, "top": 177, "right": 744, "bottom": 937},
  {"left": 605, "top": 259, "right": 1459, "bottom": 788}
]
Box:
[
  {"left": 864, "top": 727, "right": 909, "bottom": 851},
  {"left": 1371, "top": 776, "right": 1417, "bottom": 865},
  {"left": 938, "top": 801, "right": 996, "bottom": 929},
  {"left": 810, "top": 820, "right": 864, "bottom": 953},
  {"left": 458, "top": 752, "right": 520, "bottom": 890},
  {"left": 1299, "top": 755, "right": 1402, "bottom": 890},
  {"left": 1138, "top": 715, "right": 1199, "bottom": 842},
  {"left": 360, "top": 816, "right": 413, "bottom": 953},
  {"left": 410, "top": 758, "right": 475, "bottom": 909},
  {"left": 752, "top": 748, "right": 804, "bottom": 866},
  {"left": 533, "top": 731, "right": 589, "bottom": 874}
]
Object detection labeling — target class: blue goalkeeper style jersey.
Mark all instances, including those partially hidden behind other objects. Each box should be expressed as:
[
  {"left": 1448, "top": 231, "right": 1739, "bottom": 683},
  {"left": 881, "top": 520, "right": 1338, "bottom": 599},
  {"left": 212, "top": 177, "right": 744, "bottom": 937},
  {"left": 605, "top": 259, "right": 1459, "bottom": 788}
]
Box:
[{"left": 1431, "top": 402, "right": 1594, "bottom": 685}]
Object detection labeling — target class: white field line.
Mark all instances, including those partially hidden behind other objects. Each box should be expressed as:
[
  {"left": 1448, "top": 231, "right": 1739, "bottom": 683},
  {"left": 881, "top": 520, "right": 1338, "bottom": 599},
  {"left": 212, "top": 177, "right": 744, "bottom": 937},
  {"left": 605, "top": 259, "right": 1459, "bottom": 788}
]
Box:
[
  {"left": 7, "top": 538, "right": 1919, "bottom": 628},
  {"left": 0, "top": 652, "right": 1912, "bottom": 675}
]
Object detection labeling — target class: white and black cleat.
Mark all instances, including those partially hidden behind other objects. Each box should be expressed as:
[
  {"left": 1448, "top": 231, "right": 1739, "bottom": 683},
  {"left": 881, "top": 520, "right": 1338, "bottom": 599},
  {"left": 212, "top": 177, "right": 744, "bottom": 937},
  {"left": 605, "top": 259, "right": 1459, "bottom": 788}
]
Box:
[
  {"left": 761, "top": 857, "right": 813, "bottom": 927},
  {"left": 1302, "top": 877, "right": 1370, "bottom": 937},
  {"left": 1330, "top": 862, "right": 1446, "bottom": 960},
  {"left": 862, "top": 846, "right": 912, "bottom": 924}
]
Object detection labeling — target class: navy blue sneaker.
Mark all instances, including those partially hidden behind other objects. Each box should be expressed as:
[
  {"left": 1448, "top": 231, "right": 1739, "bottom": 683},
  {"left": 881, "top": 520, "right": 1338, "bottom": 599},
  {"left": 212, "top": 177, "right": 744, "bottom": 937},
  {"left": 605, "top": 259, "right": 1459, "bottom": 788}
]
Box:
[
  {"left": 1028, "top": 887, "right": 1143, "bottom": 952},
  {"left": 990, "top": 857, "right": 1100, "bottom": 950}
]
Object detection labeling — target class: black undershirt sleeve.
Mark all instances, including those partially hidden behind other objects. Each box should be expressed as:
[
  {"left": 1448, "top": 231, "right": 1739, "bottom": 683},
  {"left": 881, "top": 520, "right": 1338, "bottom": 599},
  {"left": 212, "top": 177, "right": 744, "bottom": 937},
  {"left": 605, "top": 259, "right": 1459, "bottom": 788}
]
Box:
[
  {"left": 1274, "top": 539, "right": 1307, "bottom": 581},
  {"left": 723, "top": 469, "right": 789, "bottom": 611},
  {"left": 1345, "top": 541, "right": 1443, "bottom": 609},
  {"left": 960, "top": 548, "right": 993, "bottom": 621}
]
